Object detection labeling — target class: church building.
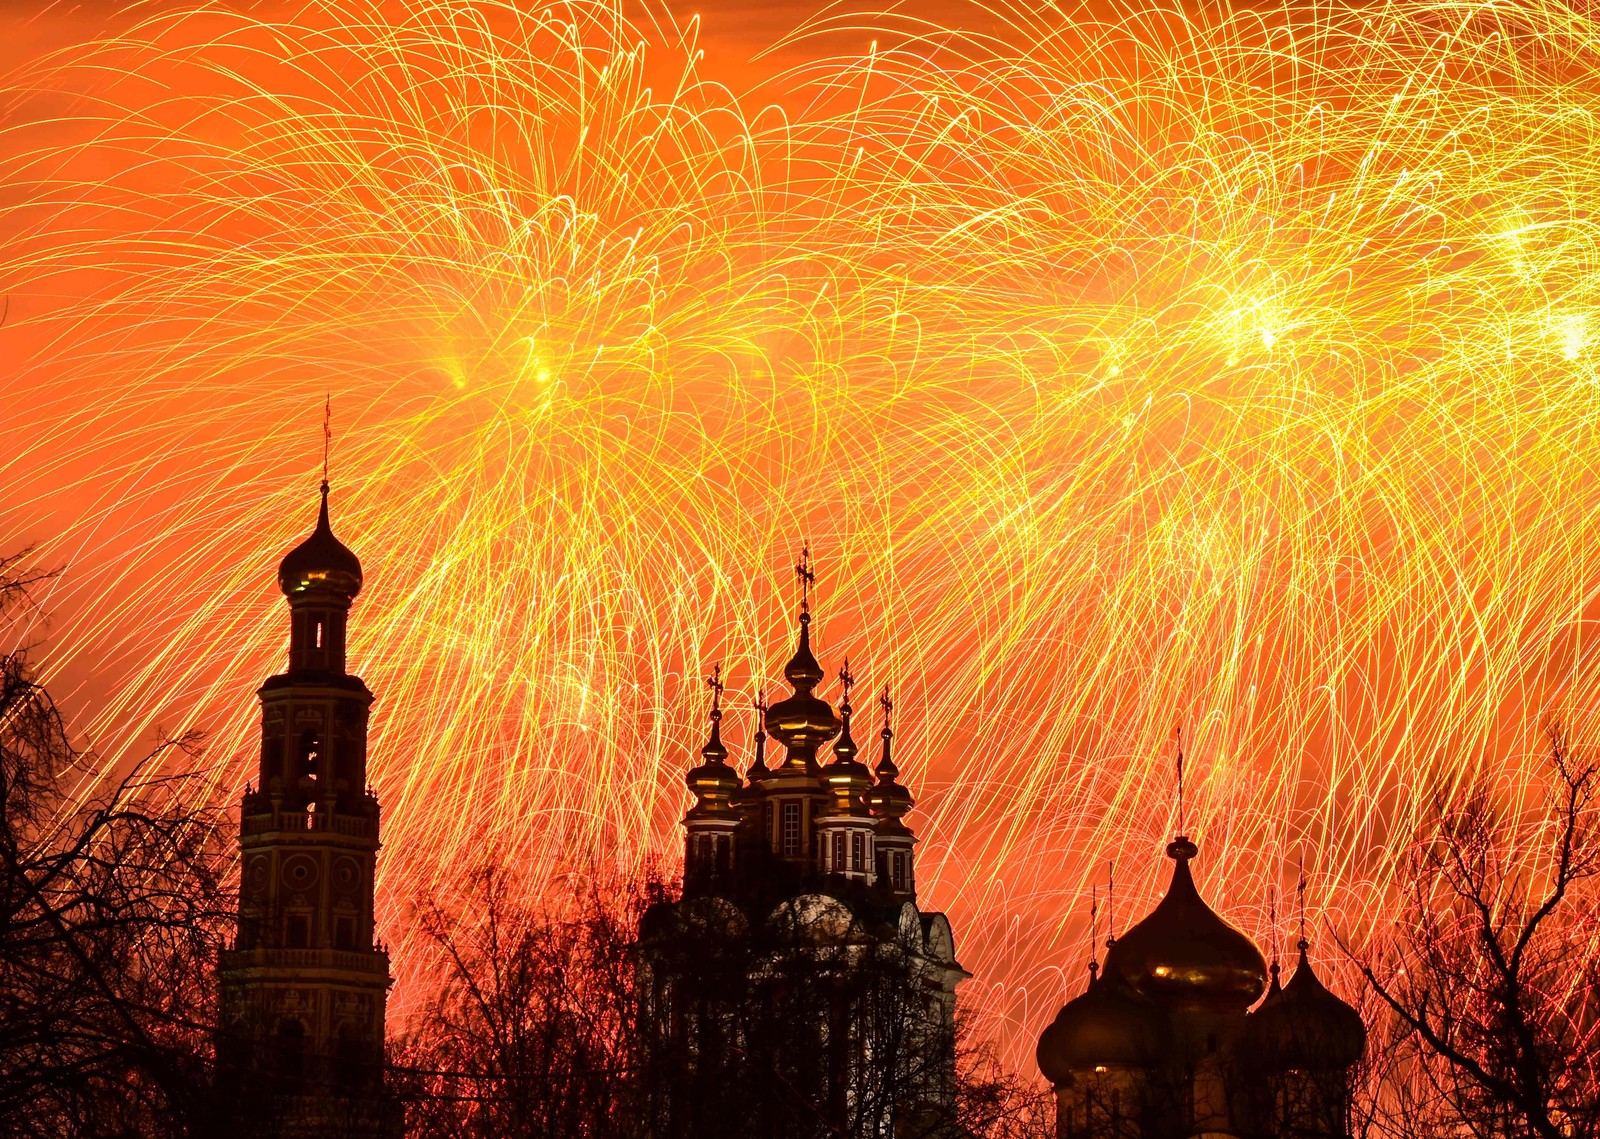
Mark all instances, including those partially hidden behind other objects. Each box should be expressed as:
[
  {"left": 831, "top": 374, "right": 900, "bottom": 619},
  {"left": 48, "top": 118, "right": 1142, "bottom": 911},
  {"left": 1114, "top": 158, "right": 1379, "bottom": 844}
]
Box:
[
  {"left": 1036, "top": 831, "right": 1366, "bottom": 1139},
  {"left": 216, "top": 480, "right": 399, "bottom": 1137},
  {"left": 635, "top": 553, "right": 968, "bottom": 1139}
]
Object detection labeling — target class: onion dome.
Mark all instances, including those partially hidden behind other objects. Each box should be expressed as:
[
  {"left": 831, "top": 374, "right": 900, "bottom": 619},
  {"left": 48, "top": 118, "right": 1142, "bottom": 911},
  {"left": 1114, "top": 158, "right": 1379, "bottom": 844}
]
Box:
[
  {"left": 278, "top": 481, "right": 363, "bottom": 599},
  {"left": 823, "top": 661, "right": 873, "bottom": 812},
  {"left": 685, "top": 670, "right": 740, "bottom": 817},
  {"left": 765, "top": 604, "right": 840, "bottom": 758},
  {"left": 1244, "top": 940, "right": 1366, "bottom": 1069},
  {"left": 864, "top": 687, "right": 914, "bottom": 825},
  {"left": 1103, "top": 837, "right": 1268, "bottom": 1011},
  {"left": 1037, "top": 966, "right": 1172, "bottom": 1082}
]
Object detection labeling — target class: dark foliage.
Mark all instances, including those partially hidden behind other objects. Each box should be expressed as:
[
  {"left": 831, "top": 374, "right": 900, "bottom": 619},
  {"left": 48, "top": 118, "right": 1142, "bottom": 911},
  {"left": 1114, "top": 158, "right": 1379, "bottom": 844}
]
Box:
[{"left": 0, "top": 551, "right": 228, "bottom": 1138}]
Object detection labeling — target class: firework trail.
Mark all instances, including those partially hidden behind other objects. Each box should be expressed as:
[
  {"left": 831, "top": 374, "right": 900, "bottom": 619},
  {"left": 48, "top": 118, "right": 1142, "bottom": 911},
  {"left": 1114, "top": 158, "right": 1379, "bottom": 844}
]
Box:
[{"left": 2, "top": 0, "right": 1599, "bottom": 1064}]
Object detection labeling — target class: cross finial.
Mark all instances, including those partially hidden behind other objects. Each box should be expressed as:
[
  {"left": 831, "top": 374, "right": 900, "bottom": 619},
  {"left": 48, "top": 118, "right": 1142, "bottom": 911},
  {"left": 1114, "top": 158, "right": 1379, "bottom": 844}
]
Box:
[
  {"left": 795, "top": 545, "right": 815, "bottom": 614},
  {"left": 1106, "top": 859, "right": 1117, "bottom": 945},
  {"left": 1175, "top": 724, "right": 1186, "bottom": 839},
  {"left": 838, "top": 658, "right": 855, "bottom": 707},
  {"left": 322, "top": 393, "right": 332, "bottom": 488},
  {"left": 1269, "top": 884, "right": 1280, "bottom": 969},
  {"left": 706, "top": 663, "right": 724, "bottom": 718},
  {"left": 1088, "top": 885, "right": 1100, "bottom": 980},
  {"left": 879, "top": 686, "right": 893, "bottom": 729},
  {"left": 1296, "top": 850, "right": 1308, "bottom": 951},
  {"left": 754, "top": 685, "right": 767, "bottom": 716}
]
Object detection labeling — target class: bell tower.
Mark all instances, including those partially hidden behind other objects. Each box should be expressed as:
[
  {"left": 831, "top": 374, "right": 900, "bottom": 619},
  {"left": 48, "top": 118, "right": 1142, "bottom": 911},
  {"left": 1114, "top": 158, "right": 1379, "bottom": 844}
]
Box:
[{"left": 217, "top": 480, "right": 396, "bottom": 1137}]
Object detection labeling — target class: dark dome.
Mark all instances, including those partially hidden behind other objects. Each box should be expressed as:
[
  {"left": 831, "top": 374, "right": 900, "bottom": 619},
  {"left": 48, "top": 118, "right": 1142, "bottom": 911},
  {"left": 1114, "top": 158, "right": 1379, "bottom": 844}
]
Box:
[
  {"left": 1103, "top": 838, "right": 1267, "bottom": 1012},
  {"left": 278, "top": 482, "right": 363, "bottom": 599},
  {"left": 1243, "top": 945, "right": 1366, "bottom": 1069},
  {"left": 1037, "top": 968, "right": 1172, "bottom": 1082}
]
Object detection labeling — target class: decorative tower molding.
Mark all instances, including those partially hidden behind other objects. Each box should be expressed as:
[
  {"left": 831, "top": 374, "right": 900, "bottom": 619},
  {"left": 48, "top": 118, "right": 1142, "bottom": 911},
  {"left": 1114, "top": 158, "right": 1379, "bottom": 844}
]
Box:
[{"left": 217, "top": 480, "right": 396, "bottom": 1137}]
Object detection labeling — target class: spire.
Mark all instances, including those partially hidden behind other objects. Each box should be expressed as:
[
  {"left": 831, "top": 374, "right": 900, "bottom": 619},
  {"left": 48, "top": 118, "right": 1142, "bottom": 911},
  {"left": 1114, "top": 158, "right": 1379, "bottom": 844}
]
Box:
[
  {"left": 783, "top": 546, "right": 824, "bottom": 689},
  {"left": 765, "top": 547, "right": 838, "bottom": 759},
  {"left": 832, "top": 658, "right": 859, "bottom": 762},
  {"left": 702, "top": 663, "right": 727, "bottom": 764},
  {"left": 1166, "top": 728, "right": 1197, "bottom": 861},
  {"left": 875, "top": 686, "right": 898, "bottom": 780},
  {"left": 1297, "top": 850, "right": 1309, "bottom": 953},
  {"left": 1106, "top": 860, "right": 1117, "bottom": 949},
  {"left": 1265, "top": 885, "right": 1282, "bottom": 998},
  {"left": 1088, "top": 886, "right": 1100, "bottom": 982},
  {"left": 1174, "top": 724, "right": 1186, "bottom": 841},
  {"left": 746, "top": 687, "right": 770, "bottom": 781},
  {"left": 865, "top": 685, "right": 914, "bottom": 825},
  {"left": 685, "top": 663, "right": 739, "bottom": 817}
]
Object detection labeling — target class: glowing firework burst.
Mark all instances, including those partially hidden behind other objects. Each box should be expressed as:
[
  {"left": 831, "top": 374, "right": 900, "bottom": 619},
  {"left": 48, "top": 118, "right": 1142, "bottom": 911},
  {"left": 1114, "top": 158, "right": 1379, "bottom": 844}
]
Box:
[{"left": 2, "top": 0, "right": 1600, "bottom": 1064}]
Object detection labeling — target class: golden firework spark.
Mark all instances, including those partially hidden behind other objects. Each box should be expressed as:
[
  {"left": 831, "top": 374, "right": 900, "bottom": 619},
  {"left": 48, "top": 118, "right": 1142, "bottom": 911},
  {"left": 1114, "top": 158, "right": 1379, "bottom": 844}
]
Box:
[{"left": 2, "top": 0, "right": 1599, "bottom": 1066}]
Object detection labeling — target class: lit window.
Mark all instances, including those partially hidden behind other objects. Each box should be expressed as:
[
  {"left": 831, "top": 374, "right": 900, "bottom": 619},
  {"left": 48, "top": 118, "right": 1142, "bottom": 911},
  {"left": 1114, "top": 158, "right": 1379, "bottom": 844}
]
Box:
[{"left": 781, "top": 802, "right": 801, "bottom": 858}]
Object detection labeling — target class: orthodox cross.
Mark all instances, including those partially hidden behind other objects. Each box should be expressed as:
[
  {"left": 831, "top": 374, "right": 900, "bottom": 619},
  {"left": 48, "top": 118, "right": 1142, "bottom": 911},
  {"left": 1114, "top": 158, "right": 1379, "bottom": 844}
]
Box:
[
  {"left": 795, "top": 545, "right": 815, "bottom": 613},
  {"left": 1175, "top": 724, "right": 1187, "bottom": 839},
  {"left": 838, "top": 657, "right": 855, "bottom": 706},
  {"left": 706, "top": 663, "right": 724, "bottom": 717},
  {"left": 880, "top": 685, "right": 893, "bottom": 730}
]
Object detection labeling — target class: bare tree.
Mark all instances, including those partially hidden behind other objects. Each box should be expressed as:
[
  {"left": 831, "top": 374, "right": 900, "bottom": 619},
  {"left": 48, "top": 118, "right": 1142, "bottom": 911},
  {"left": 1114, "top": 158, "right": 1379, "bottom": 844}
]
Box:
[
  {"left": 1349, "top": 727, "right": 1600, "bottom": 1139},
  {"left": 0, "top": 551, "right": 228, "bottom": 1138},
  {"left": 398, "top": 860, "right": 1051, "bottom": 1139}
]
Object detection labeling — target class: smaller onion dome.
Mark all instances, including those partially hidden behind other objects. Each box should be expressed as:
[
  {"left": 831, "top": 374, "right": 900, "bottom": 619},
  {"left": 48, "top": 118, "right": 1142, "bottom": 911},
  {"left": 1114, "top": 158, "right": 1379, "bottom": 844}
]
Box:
[
  {"left": 822, "top": 661, "right": 873, "bottom": 812},
  {"left": 1037, "top": 966, "right": 1172, "bottom": 1082},
  {"left": 685, "top": 670, "right": 740, "bottom": 817},
  {"left": 864, "top": 687, "right": 914, "bottom": 826},
  {"left": 1243, "top": 941, "right": 1366, "bottom": 1070},
  {"left": 1103, "top": 836, "right": 1268, "bottom": 1011},
  {"left": 278, "top": 481, "right": 363, "bottom": 599}
]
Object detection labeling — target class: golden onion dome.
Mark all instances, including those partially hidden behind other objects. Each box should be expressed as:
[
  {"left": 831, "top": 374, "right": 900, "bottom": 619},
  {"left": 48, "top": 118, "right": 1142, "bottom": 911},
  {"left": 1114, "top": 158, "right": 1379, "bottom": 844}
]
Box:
[
  {"left": 1243, "top": 942, "right": 1366, "bottom": 1069},
  {"left": 278, "top": 482, "right": 363, "bottom": 599},
  {"left": 1036, "top": 966, "right": 1172, "bottom": 1081},
  {"left": 765, "top": 611, "right": 839, "bottom": 752},
  {"left": 823, "top": 663, "right": 873, "bottom": 807},
  {"left": 1103, "top": 837, "right": 1267, "bottom": 1011},
  {"left": 864, "top": 689, "right": 914, "bottom": 822},
  {"left": 685, "top": 700, "right": 741, "bottom": 816}
]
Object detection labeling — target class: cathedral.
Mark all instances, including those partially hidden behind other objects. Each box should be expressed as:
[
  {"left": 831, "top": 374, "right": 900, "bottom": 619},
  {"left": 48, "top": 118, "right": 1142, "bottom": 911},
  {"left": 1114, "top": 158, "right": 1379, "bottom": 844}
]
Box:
[
  {"left": 1035, "top": 833, "right": 1366, "bottom": 1139},
  {"left": 211, "top": 482, "right": 1362, "bottom": 1139},
  {"left": 216, "top": 480, "right": 399, "bottom": 1136},
  {"left": 635, "top": 553, "right": 968, "bottom": 1138}
]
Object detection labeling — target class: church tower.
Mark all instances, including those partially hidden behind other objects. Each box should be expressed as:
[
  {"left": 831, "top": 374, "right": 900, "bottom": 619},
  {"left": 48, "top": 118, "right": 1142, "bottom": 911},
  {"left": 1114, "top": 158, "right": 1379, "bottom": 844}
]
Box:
[
  {"left": 636, "top": 553, "right": 967, "bottom": 1138},
  {"left": 217, "top": 480, "right": 396, "bottom": 1137}
]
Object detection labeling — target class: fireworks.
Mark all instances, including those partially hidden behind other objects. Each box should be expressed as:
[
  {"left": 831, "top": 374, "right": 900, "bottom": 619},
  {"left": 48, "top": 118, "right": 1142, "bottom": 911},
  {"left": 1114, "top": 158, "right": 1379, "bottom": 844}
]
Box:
[{"left": 3, "top": 0, "right": 1600, "bottom": 1065}]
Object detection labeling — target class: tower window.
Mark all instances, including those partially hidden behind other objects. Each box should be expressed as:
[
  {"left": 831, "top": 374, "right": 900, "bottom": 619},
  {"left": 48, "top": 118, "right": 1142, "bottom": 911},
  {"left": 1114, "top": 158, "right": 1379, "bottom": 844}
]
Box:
[
  {"left": 851, "top": 832, "right": 864, "bottom": 872},
  {"left": 893, "top": 851, "right": 907, "bottom": 891},
  {"left": 781, "top": 802, "right": 801, "bottom": 858},
  {"left": 286, "top": 913, "right": 310, "bottom": 948},
  {"left": 832, "top": 833, "right": 845, "bottom": 871},
  {"left": 334, "top": 915, "right": 356, "bottom": 950},
  {"left": 314, "top": 619, "right": 324, "bottom": 649}
]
